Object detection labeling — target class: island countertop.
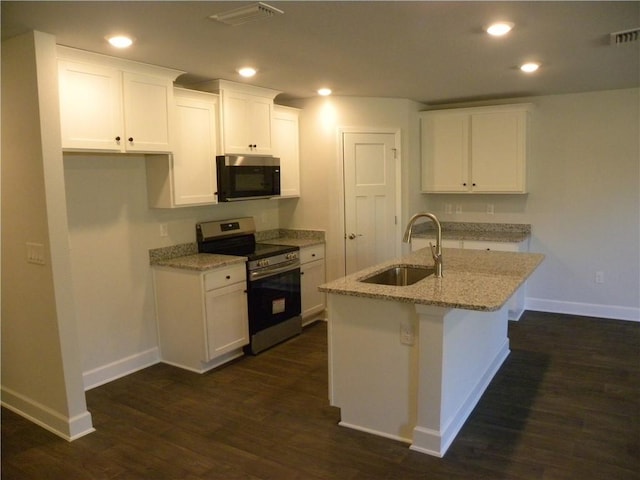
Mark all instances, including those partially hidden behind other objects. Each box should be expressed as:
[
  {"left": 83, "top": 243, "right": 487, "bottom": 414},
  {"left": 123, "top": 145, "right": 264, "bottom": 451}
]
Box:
[{"left": 319, "top": 247, "right": 544, "bottom": 312}]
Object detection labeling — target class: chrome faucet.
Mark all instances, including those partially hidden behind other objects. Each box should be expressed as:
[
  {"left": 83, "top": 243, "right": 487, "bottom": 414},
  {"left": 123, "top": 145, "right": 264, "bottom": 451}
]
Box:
[{"left": 402, "top": 212, "right": 443, "bottom": 277}]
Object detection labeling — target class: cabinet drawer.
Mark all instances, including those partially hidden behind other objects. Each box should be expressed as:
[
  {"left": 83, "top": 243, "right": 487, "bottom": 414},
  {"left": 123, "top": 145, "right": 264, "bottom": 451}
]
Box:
[
  {"left": 204, "top": 264, "right": 246, "bottom": 291},
  {"left": 300, "top": 244, "right": 325, "bottom": 264},
  {"left": 463, "top": 240, "right": 520, "bottom": 252}
]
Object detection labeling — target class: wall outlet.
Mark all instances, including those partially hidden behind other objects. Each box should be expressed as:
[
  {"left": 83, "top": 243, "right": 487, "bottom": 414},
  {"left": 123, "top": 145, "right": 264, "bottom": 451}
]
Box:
[
  {"left": 486, "top": 203, "right": 495, "bottom": 215},
  {"left": 26, "top": 242, "right": 46, "bottom": 265},
  {"left": 455, "top": 204, "right": 462, "bottom": 214},
  {"left": 400, "top": 322, "right": 415, "bottom": 346},
  {"left": 595, "top": 271, "right": 604, "bottom": 284},
  {"left": 160, "top": 223, "right": 169, "bottom": 237}
]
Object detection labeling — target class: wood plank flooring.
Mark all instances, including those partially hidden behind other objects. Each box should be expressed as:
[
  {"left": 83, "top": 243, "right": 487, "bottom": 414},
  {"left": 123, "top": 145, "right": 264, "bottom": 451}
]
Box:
[{"left": 2, "top": 311, "right": 639, "bottom": 479}]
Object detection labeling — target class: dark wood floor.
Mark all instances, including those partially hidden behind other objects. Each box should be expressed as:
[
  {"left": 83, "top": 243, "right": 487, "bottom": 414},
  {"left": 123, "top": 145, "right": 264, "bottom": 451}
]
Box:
[{"left": 2, "top": 311, "right": 639, "bottom": 479}]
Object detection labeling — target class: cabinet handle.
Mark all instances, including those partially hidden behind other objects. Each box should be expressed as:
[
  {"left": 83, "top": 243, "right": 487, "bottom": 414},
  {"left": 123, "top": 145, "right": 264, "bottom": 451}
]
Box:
[
  {"left": 311, "top": 253, "right": 316, "bottom": 257},
  {"left": 128, "top": 137, "right": 134, "bottom": 143},
  {"left": 115, "top": 136, "right": 121, "bottom": 142},
  {"left": 463, "top": 183, "right": 467, "bottom": 186},
  {"left": 472, "top": 183, "right": 477, "bottom": 187},
  {"left": 225, "top": 275, "right": 231, "bottom": 280}
]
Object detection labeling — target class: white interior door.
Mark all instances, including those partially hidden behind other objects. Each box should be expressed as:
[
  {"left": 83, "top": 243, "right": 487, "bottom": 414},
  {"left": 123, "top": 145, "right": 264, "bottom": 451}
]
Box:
[{"left": 343, "top": 132, "right": 399, "bottom": 275}]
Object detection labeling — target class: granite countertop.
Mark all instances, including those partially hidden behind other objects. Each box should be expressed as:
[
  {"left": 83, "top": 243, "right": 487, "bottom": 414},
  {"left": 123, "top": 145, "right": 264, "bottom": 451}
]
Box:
[
  {"left": 259, "top": 237, "right": 324, "bottom": 248},
  {"left": 153, "top": 253, "right": 246, "bottom": 272},
  {"left": 319, "top": 248, "right": 544, "bottom": 312},
  {"left": 256, "top": 228, "right": 325, "bottom": 248},
  {"left": 149, "top": 227, "right": 325, "bottom": 272},
  {"left": 413, "top": 222, "right": 531, "bottom": 243}
]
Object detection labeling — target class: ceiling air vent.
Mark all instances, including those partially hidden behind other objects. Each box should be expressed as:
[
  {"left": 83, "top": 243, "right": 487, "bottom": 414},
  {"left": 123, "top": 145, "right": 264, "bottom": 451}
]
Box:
[
  {"left": 209, "top": 2, "right": 284, "bottom": 26},
  {"left": 610, "top": 27, "right": 640, "bottom": 45}
]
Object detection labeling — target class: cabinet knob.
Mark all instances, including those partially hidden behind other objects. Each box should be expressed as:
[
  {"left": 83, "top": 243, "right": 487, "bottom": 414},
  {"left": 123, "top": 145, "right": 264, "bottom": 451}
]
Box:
[
  {"left": 462, "top": 183, "right": 467, "bottom": 186},
  {"left": 472, "top": 183, "right": 477, "bottom": 187},
  {"left": 128, "top": 137, "right": 134, "bottom": 143},
  {"left": 311, "top": 254, "right": 316, "bottom": 257},
  {"left": 225, "top": 275, "right": 231, "bottom": 280},
  {"left": 115, "top": 136, "right": 121, "bottom": 142}
]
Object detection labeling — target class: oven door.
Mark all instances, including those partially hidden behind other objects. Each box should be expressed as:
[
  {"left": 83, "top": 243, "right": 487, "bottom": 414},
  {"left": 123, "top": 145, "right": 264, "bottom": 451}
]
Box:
[{"left": 247, "top": 263, "right": 301, "bottom": 335}]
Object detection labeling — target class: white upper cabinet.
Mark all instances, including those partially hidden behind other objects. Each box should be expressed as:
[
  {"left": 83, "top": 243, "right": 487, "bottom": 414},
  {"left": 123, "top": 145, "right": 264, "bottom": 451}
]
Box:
[
  {"left": 197, "top": 79, "right": 280, "bottom": 155},
  {"left": 272, "top": 105, "right": 301, "bottom": 197},
  {"left": 57, "top": 46, "right": 183, "bottom": 153},
  {"left": 146, "top": 88, "right": 220, "bottom": 208},
  {"left": 58, "top": 60, "right": 123, "bottom": 151},
  {"left": 421, "top": 104, "right": 531, "bottom": 194}
]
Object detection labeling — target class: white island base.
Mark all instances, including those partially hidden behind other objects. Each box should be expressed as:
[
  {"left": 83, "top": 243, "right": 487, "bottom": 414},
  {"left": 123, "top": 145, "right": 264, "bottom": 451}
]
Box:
[{"left": 328, "top": 293, "right": 510, "bottom": 457}]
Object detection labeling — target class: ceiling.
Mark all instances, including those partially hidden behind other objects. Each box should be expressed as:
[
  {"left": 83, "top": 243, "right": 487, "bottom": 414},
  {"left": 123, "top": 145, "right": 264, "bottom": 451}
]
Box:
[{"left": 2, "top": 1, "right": 639, "bottom": 105}]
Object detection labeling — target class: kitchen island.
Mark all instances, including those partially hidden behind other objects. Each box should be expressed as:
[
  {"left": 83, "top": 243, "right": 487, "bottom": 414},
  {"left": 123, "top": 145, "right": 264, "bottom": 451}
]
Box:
[{"left": 319, "top": 247, "right": 543, "bottom": 457}]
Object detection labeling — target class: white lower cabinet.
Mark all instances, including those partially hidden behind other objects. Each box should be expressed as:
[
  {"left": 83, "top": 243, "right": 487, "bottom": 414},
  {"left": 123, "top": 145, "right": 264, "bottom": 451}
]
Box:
[
  {"left": 411, "top": 236, "right": 529, "bottom": 320},
  {"left": 153, "top": 263, "right": 248, "bottom": 372},
  {"left": 300, "top": 244, "right": 326, "bottom": 324}
]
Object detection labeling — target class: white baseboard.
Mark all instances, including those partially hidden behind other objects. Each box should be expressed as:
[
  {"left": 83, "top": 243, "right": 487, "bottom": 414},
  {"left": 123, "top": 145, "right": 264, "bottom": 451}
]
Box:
[
  {"left": 1, "top": 386, "right": 95, "bottom": 441},
  {"left": 83, "top": 347, "right": 160, "bottom": 391},
  {"left": 526, "top": 298, "right": 640, "bottom": 322}
]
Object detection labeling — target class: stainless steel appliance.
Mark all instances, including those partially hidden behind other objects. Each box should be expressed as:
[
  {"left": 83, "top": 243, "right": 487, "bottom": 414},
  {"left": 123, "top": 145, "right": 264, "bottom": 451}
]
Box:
[
  {"left": 196, "top": 217, "right": 301, "bottom": 354},
  {"left": 216, "top": 155, "right": 280, "bottom": 201}
]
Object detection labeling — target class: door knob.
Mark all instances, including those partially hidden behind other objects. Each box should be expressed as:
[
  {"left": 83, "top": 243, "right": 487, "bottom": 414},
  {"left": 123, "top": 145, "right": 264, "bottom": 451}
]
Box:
[{"left": 348, "top": 233, "right": 362, "bottom": 240}]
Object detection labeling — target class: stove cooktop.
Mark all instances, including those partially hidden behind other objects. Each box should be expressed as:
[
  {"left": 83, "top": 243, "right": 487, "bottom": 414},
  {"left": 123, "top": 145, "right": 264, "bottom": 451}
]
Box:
[{"left": 250, "top": 243, "right": 298, "bottom": 261}]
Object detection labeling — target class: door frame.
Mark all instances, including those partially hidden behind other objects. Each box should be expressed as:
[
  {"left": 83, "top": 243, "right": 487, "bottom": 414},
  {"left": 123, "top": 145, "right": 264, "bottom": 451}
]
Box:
[{"left": 337, "top": 127, "right": 402, "bottom": 277}]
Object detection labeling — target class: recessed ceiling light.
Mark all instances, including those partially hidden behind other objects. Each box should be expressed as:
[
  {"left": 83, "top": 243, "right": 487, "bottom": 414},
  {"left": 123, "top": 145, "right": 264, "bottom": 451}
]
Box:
[
  {"left": 238, "top": 67, "right": 257, "bottom": 78},
  {"left": 106, "top": 35, "right": 134, "bottom": 48},
  {"left": 520, "top": 62, "right": 540, "bottom": 73},
  {"left": 486, "top": 22, "right": 514, "bottom": 37},
  {"left": 317, "top": 88, "right": 332, "bottom": 96}
]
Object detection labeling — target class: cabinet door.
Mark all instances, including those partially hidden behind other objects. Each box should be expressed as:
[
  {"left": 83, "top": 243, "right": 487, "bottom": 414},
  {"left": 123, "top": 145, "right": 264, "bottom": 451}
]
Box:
[
  {"left": 221, "top": 90, "right": 273, "bottom": 154},
  {"left": 58, "top": 60, "right": 123, "bottom": 151},
  {"left": 272, "top": 106, "right": 300, "bottom": 197},
  {"left": 204, "top": 282, "right": 249, "bottom": 361},
  {"left": 421, "top": 113, "right": 469, "bottom": 192},
  {"left": 471, "top": 110, "right": 527, "bottom": 193},
  {"left": 462, "top": 240, "right": 520, "bottom": 252},
  {"left": 172, "top": 91, "right": 219, "bottom": 206},
  {"left": 301, "top": 259, "right": 326, "bottom": 320},
  {"left": 122, "top": 72, "right": 174, "bottom": 153},
  {"left": 247, "top": 94, "right": 273, "bottom": 155}
]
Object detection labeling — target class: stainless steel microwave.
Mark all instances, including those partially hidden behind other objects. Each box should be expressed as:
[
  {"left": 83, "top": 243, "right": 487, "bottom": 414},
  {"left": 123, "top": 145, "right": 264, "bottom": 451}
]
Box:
[{"left": 216, "top": 155, "right": 280, "bottom": 202}]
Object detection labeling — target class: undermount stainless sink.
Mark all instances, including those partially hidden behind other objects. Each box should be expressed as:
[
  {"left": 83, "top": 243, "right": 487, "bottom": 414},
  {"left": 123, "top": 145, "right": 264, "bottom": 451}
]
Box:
[{"left": 360, "top": 265, "right": 435, "bottom": 286}]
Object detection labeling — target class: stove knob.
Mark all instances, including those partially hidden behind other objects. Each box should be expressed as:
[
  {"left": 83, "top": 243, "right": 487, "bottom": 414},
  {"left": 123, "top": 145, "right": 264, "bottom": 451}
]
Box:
[{"left": 286, "top": 252, "right": 298, "bottom": 260}]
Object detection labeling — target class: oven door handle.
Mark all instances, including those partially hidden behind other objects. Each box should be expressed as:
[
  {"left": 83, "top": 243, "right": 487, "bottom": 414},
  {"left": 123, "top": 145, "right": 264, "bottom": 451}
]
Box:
[{"left": 249, "top": 261, "right": 300, "bottom": 282}]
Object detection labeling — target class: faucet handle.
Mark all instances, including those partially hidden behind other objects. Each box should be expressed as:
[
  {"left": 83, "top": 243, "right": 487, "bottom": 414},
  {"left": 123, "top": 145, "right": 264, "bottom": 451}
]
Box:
[{"left": 429, "top": 242, "right": 437, "bottom": 260}]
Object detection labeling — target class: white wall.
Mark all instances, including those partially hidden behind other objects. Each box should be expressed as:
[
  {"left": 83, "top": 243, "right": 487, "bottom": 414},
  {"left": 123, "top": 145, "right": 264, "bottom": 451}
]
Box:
[
  {"left": 63, "top": 153, "right": 281, "bottom": 387},
  {"left": 279, "top": 96, "right": 425, "bottom": 282},
  {"left": 1, "top": 31, "right": 93, "bottom": 440},
  {"left": 286, "top": 89, "right": 639, "bottom": 321},
  {"left": 424, "top": 89, "right": 639, "bottom": 321}
]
